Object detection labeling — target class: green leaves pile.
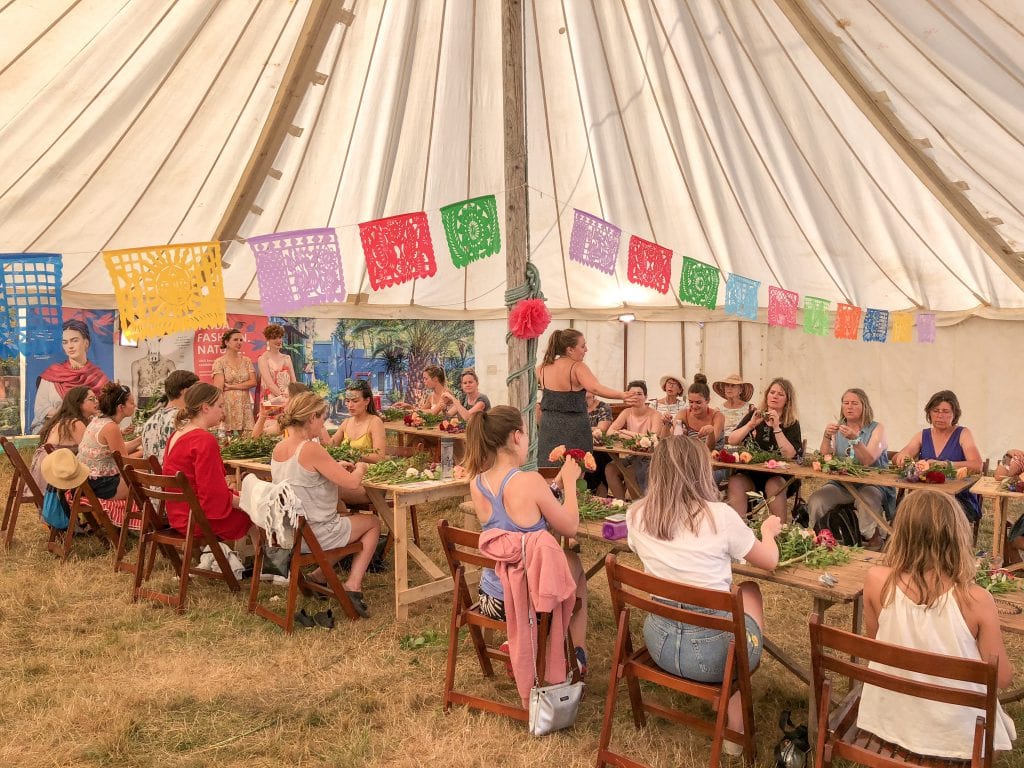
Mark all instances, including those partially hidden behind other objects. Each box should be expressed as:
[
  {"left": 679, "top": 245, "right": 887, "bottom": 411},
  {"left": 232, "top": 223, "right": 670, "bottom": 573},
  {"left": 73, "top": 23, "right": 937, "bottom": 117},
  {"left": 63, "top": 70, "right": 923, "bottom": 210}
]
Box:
[
  {"left": 415, "top": 411, "right": 445, "bottom": 427},
  {"left": 577, "top": 490, "right": 628, "bottom": 521},
  {"left": 325, "top": 443, "right": 364, "bottom": 463},
  {"left": 804, "top": 452, "right": 870, "bottom": 476},
  {"left": 379, "top": 408, "right": 405, "bottom": 422},
  {"left": 741, "top": 441, "right": 783, "bottom": 464},
  {"left": 364, "top": 454, "right": 435, "bottom": 484},
  {"left": 758, "top": 522, "right": 857, "bottom": 569},
  {"left": 220, "top": 435, "right": 281, "bottom": 460}
]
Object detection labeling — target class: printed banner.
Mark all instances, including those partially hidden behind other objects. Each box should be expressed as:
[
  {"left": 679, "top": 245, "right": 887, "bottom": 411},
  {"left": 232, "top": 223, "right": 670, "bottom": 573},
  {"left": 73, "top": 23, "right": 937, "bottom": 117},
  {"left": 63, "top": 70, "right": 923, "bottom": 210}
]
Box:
[
  {"left": 114, "top": 332, "right": 196, "bottom": 412},
  {"left": 192, "top": 314, "right": 268, "bottom": 383},
  {"left": 862, "top": 308, "right": 889, "bottom": 343},
  {"left": 802, "top": 296, "right": 830, "bottom": 337},
  {"left": 0, "top": 253, "right": 62, "bottom": 358},
  {"left": 359, "top": 212, "right": 437, "bottom": 290},
  {"left": 891, "top": 312, "right": 914, "bottom": 343},
  {"left": 568, "top": 209, "right": 621, "bottom": 275},
  {"left": 249, "top": 228, "right": 346, "bottom": 314},
  {"left": 767, "top": 286, "right": 798, "bottom": 329},
  {"left": 627, "top": 235, "right": 673, "bottom": 294},
  {"left": 103, "top": 242, "right": 226, "bottom": 341},
  {"left": 724, "top": 274, "right": 759, "bottom": 320},
  {"left": 678, "top": 257, "right": 719, "bottom": 309},
  {"left": 26, "top": 308, "right": 115, "bottom": 434},
  {"left": 834, "top": 303, "right": 863, "bottom": 340},
  {"left": 440, "top": 195, "right": 501, "bottom": 268},
  {"left": 917, "top": 313, "right": 936, "bottom": 343}
]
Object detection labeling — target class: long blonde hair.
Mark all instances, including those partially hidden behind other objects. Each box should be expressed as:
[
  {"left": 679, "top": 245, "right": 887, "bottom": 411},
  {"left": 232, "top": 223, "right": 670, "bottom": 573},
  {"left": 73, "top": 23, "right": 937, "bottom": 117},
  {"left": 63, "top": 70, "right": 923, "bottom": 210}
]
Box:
[
  {"left": 463, "top": 406, "right": 522, "bottom": 477},
  {"left": 881, "top": 491, "right": 975, "bottom": 609},
  {"left": 635, "top": 437, "right": 719, "bottom": 540},
  {"left": 278, "top": 392, "right": 327, "bottom": 430},
  {"left": 757, "top": 377, "right": 798, "bottom": 428}
]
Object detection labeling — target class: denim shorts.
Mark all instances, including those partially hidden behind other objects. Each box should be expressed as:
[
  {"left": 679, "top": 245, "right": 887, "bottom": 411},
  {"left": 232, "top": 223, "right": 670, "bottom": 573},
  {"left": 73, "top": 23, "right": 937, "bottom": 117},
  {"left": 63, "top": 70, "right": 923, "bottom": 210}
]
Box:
[{"left": 643, "top": 600, "right": 763, "bottom": 683}]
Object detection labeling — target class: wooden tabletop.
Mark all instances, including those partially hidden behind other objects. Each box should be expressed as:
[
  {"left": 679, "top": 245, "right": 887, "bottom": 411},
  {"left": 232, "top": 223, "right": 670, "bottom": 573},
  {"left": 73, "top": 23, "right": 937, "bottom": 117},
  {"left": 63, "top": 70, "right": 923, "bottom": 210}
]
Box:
[
  {"left": 593, "top": 443, "right": 656, "bottom": 459},
  {"left": 732, "top": 550, "right": 881, "bottom": 604},
  {"left": 712, "top": 459, "right": 979, "bottom": 495},
  {"left": 970, "top": 475, "right": 1024, "bottom": 499},
  {"left": 994, "top": 589, "right": 1024, "bottom": 635},
  {"left": 383, "top": 421, "right": 466, "bottom": 442},
  {"left": 362, "top": 476, "right": 469, "bottom": 494}
]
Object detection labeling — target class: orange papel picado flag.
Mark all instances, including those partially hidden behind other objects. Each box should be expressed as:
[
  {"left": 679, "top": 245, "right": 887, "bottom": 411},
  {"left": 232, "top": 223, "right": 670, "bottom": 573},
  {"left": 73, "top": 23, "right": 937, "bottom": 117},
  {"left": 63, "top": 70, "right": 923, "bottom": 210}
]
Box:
[{"left": 103, "top": 241, "right": 227, "bottom": 341}]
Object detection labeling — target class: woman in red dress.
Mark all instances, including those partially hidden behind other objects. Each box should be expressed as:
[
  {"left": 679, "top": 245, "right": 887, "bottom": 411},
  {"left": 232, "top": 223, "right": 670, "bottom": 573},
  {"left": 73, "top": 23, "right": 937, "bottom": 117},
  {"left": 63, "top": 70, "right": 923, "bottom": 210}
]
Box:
[{"left": 162, "top": 383, "right": 254, "bottom": 542}]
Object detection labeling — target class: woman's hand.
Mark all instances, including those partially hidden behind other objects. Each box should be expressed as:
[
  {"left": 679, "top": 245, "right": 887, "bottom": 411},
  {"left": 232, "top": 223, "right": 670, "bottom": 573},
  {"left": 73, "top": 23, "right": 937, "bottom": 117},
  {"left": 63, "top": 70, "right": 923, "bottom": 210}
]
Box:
[
  {"left": 823, "top": 422, "right": 840, "bottom": 440},
  {"left": 621, "top": 391, "right": 642, "bottom": 407},
  {"left": 558, "top": 459, "right": 582, "bottom": 487},
  {"left": 592, "top": 427, "right": 604, "bottom": 439},
  {"left": 760, "top": 514, "right": 783, "bottom": 541},
  {"left": 763, "top": 409, "right": 781, "bottom": 430},
  {"left": 838, "top": 424, "right": 859, "bottom": 440},
  {"left": 698, "top": 424, "right": 715, "bottom": 438},
  {"left": 661, "top": 412, "right": 674, "bottom": 426},
  {"left": 352, "top": 461, "right": 368, "bottom": 477}
]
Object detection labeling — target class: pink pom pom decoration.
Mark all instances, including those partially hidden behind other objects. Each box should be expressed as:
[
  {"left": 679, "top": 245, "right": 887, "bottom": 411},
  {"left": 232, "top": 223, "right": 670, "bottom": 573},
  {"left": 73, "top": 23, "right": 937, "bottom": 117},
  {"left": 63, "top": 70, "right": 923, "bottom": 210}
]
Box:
[{"left": 508, "top": 298, "right": 551, "bottom": 340}]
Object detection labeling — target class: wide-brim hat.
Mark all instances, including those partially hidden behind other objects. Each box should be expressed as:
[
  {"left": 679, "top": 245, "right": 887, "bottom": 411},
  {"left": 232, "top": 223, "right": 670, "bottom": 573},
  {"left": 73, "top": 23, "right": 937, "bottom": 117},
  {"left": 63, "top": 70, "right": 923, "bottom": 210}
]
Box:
[
  {"left": 659, "top": 374, "right": 684, "bottom": 392},
  {"left": 41, "top": 448, "right": 90, "bottom": 490},
  {"left": 712, "top": 374, "right": 754, "bottom": 403}
]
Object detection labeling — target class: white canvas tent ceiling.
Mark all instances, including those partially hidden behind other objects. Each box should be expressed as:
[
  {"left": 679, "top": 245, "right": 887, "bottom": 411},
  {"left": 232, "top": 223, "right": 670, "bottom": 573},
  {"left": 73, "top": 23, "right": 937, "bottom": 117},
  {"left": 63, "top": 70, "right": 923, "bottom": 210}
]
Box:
[{"left": 1, "top": 0, "right": 1022, "bottom": 319}]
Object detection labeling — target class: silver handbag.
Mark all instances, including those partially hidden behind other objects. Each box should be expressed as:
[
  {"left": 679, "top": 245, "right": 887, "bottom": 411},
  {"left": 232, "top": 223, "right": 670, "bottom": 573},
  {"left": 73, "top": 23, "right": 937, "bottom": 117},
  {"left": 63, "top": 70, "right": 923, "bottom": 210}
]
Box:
[{"left": 522, "top": 537, "right": 584, "bottom": 736}]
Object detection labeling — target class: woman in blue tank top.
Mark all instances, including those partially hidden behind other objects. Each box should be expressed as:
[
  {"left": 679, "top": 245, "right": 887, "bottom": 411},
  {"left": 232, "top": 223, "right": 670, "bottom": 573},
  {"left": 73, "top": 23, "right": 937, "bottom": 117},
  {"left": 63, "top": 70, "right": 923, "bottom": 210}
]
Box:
[{"left": 464, "top": 405, "right": 590, "bottom": 672}]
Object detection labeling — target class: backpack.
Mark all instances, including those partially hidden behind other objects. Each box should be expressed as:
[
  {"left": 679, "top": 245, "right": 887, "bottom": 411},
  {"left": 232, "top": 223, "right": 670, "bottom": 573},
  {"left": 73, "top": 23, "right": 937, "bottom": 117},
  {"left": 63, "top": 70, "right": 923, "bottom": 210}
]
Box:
[
  {"left": 41, "top": 486, "right": 70, "bottom": 531},
  {"left": 814, "top": 502, "right": 860, "bottom": 547}
]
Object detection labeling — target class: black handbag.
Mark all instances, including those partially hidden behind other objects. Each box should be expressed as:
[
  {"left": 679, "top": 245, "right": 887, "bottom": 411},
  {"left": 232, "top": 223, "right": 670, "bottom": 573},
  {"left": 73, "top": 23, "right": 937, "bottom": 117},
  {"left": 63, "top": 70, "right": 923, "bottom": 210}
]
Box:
[{"left": 814, "top": 503, "right": 860, "bottom": 547}]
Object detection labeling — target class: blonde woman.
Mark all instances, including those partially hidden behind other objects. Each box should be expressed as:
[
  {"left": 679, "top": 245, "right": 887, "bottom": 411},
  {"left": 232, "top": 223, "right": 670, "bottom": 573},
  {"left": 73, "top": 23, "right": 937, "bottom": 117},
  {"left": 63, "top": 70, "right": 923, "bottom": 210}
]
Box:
[
  {"left": 271, "top": 392, "right": 380, "bottom": 616},
  {"left": 627, "top": 437, "right": 781, "bottom": 756}
]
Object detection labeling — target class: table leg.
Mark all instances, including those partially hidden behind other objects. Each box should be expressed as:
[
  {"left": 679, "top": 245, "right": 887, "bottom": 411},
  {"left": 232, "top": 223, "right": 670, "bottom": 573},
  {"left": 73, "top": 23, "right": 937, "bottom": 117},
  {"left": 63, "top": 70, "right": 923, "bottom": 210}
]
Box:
[
  {"left": 993, "top": 497, "right": 1007, "bottom": 564},
  {"left": 364, "top": 488, "right": 408, "bottom": 621}
]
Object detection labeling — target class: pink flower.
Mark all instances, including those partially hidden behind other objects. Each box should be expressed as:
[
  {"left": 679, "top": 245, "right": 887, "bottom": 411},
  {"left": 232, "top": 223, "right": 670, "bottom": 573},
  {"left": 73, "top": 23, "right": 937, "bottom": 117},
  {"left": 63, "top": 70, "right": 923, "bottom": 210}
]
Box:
[
  {"left": 915, "top": 460, "right": 931, "bottom": 473},
  {"left": 765, "top": 459, "right": 780, "bottom": 469},
  {"left": 548, "top": 445, "right": 566, "bottom": 462},
  {"left": 583, "top": 452, "right": 597, "bottom": 472},
  {"left": 955, "top": 466, "right": 969, "bottom": 480},
  {"left": 508, "top": 298, "right": 551, "bottom": 340},
  {"left": 811, "top": 461, "right": 822, "bottom": 472}
]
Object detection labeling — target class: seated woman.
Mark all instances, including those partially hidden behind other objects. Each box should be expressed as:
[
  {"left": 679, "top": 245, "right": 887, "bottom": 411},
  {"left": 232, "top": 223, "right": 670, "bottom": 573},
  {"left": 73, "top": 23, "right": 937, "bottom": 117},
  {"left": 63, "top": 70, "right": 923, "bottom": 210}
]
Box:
[
  {"left": 655, "top": 375, "right": 685, "bottom": 416},
  {"left": 859, "top": 491, "right": 1015, "bottom": 759},
  {"left": 140, "top": 370, "right": 199, "bottom": 463},
  {"left": 395, "top": 365, "right": 450, "bottom": 415},
  {"left": 627, "top": 437, "right": 782, "bottom": 757},
  {"left": 605, "top": 380, "right": 662, "bottom": 499},
  {"left": 253, "top": 382, "right": 328, "bottom": 440},
  {"left": 330, "top": 380, "right": 386, "bottom": 463},
  {"left": 808, "top": 388, "right": 895, "bottom": 549},
  {"left": 726, "top": 377, "right": 802, "bottom": 523},
  {"left": 663, "top": 374, "right": 724, "bottom": 450},
  {"left": 443, "top": 368, "right": 491, "bottom": 420},
  {"left": 994, "top": 450, "right": 1024, "bottom": 562},
  {"left": 585, "top": 391, "right": 613, "bottom": 494},
  {"left": 271, "top": 392, "right": 380, "bottom": 618},
  {"left": 30, "top": 386, "right": 98, "bottom": 492},
  {"left": 713, "top": 374, "right": 754, "bottom": 442},
  {"left": 163, "top": 383, "right": 255, "bottom": 543},
  {"left": 891, "top": 390, "right": 982, "bottom": 522},
  {"left": 78, "top": 382, "right": 143, "bottom": 500},
  {"left": 465, "top": 405, "right": 589, "bottom": 674}
]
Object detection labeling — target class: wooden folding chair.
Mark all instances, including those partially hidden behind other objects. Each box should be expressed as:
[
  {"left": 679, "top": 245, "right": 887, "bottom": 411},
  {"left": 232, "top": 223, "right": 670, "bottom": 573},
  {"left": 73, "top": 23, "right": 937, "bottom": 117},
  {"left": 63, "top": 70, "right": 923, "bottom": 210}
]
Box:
[
  {"left": 45, "top": 480, "right": 121, "bottom": 562},
  {"left": 111, "top": 452, "right": 162, "bottom": 575},
  {"left": 248, "top": 516, "right": 364, "bottom": 631},
  {"left": 809, "top": 613, "right": 999, "bottom": 768},
  {"left": 597, "top": 554, "right": 757, "bottom": 768},
  {"left": 437, "top": 520, "right": 580, "bottom": 723},
  {"left": 127, "top": 467, "right": 241, "bottom": 613},
  {"left": 0, "top": 436, "right": 45, "bottom": 547}
]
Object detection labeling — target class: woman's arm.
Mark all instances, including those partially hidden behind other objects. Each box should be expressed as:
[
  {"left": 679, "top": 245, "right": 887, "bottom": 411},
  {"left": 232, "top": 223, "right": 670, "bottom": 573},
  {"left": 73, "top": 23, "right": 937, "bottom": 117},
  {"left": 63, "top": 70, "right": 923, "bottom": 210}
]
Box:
[
  {"left": 573, "top": 363, "right": 633, "bottom": 403},
  {"left": 237, "top": 360, "right": 258, "bottom": 391},
  {"left": 955, "top": 428, "right": 984, "bottom": 473},
  {"left": 302, "top": 441, "right": 367, "bottom": 491},
  {"left": 447, "top": 394, "right": 486, "bottom": 420},
  {"left": 329, "top": 418, "right": 349, "bottom": 447},
  {"left": 532, "top": 461, "right": 581, "bottom": 537},
  {"left": 257, "top": 355, "right": 281, "bottom": 396},
  {"left": 362, "top": 416, "right": 387, "bottom": 463},
  {"left": 742, "top": 514, "right": 782, "bottom": 571},
  {"left": 862, "top": 566, "right": 887, "bottom": 639},
  {"left": 607, "top": 409, "right": 629, "bottom": 437},
  {"left": 968, "top": 585, "right": 1014, "bottom": 688},
  {"left": 71, "top": 420, "right": 87, "bottom": 445},
  {"left": 728, "top": 411, "right": 762, "bottom": 446},
  {"left": 890, "top": 433, "right": 922, "bottom": 467},
  {"left": 102, "top": 421, "right": 141, "bottom": 457},
  {"left": 701, "top": 410, "right": 725, "bottom": 450},
  {"left": 847, "top": 422, "right": 885, "bottom": 466}
]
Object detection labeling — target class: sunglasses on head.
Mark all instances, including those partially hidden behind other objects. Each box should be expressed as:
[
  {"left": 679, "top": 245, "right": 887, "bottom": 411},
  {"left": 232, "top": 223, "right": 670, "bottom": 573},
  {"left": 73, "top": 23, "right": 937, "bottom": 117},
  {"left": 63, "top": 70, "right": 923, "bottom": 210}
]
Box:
[{"left": 115, "top": 384, "right": 130, "bottom": 406}]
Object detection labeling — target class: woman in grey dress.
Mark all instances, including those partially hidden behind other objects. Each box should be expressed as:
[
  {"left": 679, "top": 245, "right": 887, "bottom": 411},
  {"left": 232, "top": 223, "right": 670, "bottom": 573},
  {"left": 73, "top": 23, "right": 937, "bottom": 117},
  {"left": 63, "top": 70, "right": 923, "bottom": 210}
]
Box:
[{"left": 536, "top": 329, "right": 638, "bottom": 467}]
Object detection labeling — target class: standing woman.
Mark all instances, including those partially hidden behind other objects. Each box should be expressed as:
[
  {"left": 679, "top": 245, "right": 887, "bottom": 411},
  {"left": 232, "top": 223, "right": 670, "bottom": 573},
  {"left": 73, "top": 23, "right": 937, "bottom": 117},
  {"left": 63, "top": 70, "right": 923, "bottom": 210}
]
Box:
[
  {"left": 257, "top": 324, "right": 296, "bottom": 400},
  {"left": 212, "top": 329, "right": 257, "bottom": 434},
  {"left": 536, "top": 329, "right": 638, "bottom": 467},
  {"left": 891, "top": 390, "right": 983, "bottom": 522},
  {"left": 163, "top": 384, "right": 255, "bottom": 543},
  {"left": 809, "top": 388, "right": 894, "bottom": 549},
  {"left": 330, "top": 380, "right": 387, "bottom": 463},
  {"left": 444, "top": 369, "right": 491, "bottom": 420},
  {"left": 726, "top": 377, "right": 802, "bottom": 522},
  {"left": 78, "top": 383, "right": 143, "bottom": 500},
  {"left": 666, "top": 374, "right": 724, "bottom": 450}
]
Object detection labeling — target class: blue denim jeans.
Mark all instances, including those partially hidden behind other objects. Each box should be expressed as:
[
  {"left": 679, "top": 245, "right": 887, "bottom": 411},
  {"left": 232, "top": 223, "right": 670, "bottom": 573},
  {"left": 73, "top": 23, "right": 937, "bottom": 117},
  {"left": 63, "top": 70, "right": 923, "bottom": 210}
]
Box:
[{"left": 643, "top": 600, "right": 763, "bottom": 683}]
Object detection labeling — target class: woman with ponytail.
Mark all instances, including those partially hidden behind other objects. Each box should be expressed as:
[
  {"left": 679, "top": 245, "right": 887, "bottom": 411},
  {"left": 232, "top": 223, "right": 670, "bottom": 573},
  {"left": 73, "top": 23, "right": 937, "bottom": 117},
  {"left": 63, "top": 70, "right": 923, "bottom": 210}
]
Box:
[
  {"left": 536, "top": 329, "right": 640, "bottom": 467},
  {"left": 162, "top": 383, "right": 255, "bottom": 542},
  {"left": 465, "top": 405, "right": 590, "bottom": 673}
]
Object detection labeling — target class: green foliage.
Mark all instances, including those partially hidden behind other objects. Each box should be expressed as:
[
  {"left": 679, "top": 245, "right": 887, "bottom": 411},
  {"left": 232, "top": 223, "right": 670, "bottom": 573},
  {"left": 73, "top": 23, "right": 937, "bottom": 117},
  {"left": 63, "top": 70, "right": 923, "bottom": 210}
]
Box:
[
  {"left": 379, "top": 408, "right": 405, "bottom": 422},
  {"left": 325, "top": 443, "right": 363, "bottom": 463},
  {"left": 220, "top": 435, "right": 281, "bottom": 460},
  {"left": 364, "top": 454, "right": 436, "bottom": 484},
  {"left": 976, "top": 560, "right": 1022, "bottom": 594},
  {"left": 310, "top": 380, "right": 329, "bottom": 398},
  {"left": 399, "top": 630, "right": 445, "bottom": 650}
]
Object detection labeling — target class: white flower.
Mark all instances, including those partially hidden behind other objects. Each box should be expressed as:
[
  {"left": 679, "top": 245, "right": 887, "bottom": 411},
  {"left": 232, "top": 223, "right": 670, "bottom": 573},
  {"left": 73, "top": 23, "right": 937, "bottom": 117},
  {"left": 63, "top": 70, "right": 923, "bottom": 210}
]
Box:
[
  {"left": 405, "top": 467, "right": 420, "bottom": 478},
  {"left": 638, "top": 437, "right": 652, "bottom": 449},
  {"left": 612, "top": 499, "right": 626, "bottom": 508}
]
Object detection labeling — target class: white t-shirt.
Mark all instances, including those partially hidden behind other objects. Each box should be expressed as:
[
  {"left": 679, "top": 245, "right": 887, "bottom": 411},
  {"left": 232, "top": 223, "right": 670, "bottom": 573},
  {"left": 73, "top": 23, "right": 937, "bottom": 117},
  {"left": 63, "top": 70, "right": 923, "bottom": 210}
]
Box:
[{"left": 627, "top": 499, "right": 756, "bottom": 593}]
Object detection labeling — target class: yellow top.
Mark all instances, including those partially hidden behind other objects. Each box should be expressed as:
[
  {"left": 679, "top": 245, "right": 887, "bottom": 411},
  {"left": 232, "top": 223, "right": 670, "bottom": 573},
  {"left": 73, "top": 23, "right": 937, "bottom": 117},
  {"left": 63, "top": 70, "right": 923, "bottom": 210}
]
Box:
[{"left": 341, "top": 428, "right": 374, "bottom": 453}]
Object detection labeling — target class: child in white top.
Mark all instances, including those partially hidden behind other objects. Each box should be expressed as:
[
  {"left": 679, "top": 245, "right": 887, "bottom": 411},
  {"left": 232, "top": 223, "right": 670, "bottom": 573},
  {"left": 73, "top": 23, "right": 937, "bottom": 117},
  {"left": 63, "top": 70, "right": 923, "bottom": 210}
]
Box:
[{"left": 859, "top": 490, "right": 1016, "bottom": 758}]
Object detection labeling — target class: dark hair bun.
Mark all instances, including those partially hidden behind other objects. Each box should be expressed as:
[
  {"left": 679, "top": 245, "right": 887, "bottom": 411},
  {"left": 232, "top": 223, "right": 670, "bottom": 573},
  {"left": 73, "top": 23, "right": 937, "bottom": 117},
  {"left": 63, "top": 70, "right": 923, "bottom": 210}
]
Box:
[{"left": 693, "top": 373, "right": 708, "bottom": 385}]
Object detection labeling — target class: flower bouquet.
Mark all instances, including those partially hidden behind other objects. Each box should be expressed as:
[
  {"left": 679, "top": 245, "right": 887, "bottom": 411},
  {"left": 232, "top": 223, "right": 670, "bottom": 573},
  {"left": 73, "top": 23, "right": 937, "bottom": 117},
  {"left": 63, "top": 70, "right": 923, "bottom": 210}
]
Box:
[
  {"left": 806, "top": 452, "right": 868, "bottom": 476},
  {"left": 325, "top": 443, "right": 364, "bottom": 464},
  {"left": 976, "top": 558, "right": 1021, "bottom": 595},
  {"left": 620, "top": 432, "right": 659, "bottom": 453},
  {"left": 739, "top": 441, "right": 784, "bottom": 465},
  {"left": 893, "top": 459, "right": 966, "bottom": 484},
  {"left": 769, "top": 523, "right": 857, "bottom": 569},
  {"left": 439, "top": 416, "right": 464, "bottom": 434},
  {"left": 712, "top": 449, "right": 753, "bottom": 465},
  {"left": 548, "top": 445, "right": 598, "bottom": 472},
  {"left": 999, "top": 477, "right": 1024, "bottom": 493}
]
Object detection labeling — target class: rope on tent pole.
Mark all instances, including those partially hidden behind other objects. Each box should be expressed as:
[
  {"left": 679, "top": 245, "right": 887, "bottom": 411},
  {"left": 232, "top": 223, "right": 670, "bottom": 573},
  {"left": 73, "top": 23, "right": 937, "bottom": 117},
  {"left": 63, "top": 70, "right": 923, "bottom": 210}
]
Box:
[{"left": 505, "top": 261, "right": 543, "bottom": 470}]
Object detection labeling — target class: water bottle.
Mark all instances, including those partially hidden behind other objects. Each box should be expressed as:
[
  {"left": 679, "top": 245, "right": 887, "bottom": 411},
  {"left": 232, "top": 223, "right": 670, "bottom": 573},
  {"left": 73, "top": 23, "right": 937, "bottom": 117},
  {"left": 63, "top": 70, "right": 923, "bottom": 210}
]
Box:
[{"left": 441, "top": 438, "right": 454, "bottom": 480}]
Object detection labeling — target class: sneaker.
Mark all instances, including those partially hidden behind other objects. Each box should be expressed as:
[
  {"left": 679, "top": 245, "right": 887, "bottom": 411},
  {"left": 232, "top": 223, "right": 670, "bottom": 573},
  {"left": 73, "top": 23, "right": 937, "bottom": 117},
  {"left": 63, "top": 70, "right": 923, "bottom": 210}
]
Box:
[{"left": 272, "top": 574, "right": 290, "bottom": 586}]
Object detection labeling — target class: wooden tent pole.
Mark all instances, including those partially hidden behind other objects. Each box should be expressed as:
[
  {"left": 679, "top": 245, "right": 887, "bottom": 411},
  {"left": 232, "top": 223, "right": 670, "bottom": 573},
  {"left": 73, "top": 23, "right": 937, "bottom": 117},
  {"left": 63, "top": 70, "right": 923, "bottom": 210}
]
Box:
[
  {"left": 774, "top": 0, "right": 1024, "bottom": 294},
  {"left": 502, "top": 0, "right": 529, "bottom": 414}
]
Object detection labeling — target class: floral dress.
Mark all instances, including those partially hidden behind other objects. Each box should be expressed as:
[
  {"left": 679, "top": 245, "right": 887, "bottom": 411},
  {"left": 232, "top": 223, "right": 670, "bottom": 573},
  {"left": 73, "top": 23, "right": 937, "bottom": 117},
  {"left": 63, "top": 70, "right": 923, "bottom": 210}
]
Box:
[{"left": 213, "top": 355, "right": 255, "bottom": 432}]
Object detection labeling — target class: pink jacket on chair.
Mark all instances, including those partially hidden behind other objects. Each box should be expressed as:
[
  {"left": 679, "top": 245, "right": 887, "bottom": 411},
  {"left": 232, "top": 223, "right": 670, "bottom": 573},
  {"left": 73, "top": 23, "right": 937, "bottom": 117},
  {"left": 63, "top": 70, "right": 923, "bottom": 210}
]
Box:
[{"left": 479, "top": 528, "right": 577, "bottom": 704}]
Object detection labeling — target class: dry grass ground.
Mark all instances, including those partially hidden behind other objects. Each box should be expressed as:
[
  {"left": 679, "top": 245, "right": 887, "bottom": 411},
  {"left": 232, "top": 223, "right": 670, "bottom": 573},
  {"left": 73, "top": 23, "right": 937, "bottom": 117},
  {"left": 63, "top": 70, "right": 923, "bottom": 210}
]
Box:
[{"left": 0, "top": 456, "right": 1021, "bottom": 767}]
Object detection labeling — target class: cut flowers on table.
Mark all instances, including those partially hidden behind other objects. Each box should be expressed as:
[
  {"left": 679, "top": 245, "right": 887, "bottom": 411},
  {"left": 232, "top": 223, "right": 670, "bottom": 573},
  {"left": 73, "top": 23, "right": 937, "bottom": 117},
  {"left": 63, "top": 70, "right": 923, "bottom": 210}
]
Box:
[
  {"left": 751, "top": 518, "right": 858, "bottom": 569},
  {"left": 975, "top": 558, "right": 1022, "bottom": 595},
  {"left": 804, "top": 452, "right": 868, "bottom": 476},
  {"left": 619, "top": 432, "right": 659, "bottom": 452},
  {"left": 891, "top": 458, "right": 967, "bottom": 484},
  {"left": 548, "top": 445, "right": 598, "bottom": 472},
  {"left": 999, "top": 476, "right": 1024, "bottom": 493},
  {"left": 577, "top": 491, "right": 628, "bottom": 521},
  {"left": 364, "top": 454, "right": 440, "bottom": 484}
]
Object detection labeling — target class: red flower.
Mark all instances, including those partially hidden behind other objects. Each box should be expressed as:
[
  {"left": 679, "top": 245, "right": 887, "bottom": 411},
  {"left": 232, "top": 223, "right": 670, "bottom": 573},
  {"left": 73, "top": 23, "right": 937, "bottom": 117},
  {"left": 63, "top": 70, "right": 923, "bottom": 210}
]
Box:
[
  {"left": 508, "top": 298, "right": 551, "bottom": 340},
  {"left": 403, "top": 413, "right": 413, "bottom": 426},
  {"left": 566, "top": 448, "right": 586, "bottom": 463},
  {"left": 924, "top": 470, "right": 947, "bottom": 484},
  {"left": 815, "top": 529, "right": 837, "bottom": 550},
  {"left": 714, "top": 451, "right": 736, "bottom": 464}
]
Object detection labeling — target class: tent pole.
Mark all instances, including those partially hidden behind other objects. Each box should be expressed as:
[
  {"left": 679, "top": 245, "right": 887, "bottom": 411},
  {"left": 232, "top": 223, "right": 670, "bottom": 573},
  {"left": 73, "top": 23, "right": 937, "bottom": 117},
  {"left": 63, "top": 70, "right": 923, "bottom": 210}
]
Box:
[{"left": 502, "top": 0, "right": 530, "bottom": 416}]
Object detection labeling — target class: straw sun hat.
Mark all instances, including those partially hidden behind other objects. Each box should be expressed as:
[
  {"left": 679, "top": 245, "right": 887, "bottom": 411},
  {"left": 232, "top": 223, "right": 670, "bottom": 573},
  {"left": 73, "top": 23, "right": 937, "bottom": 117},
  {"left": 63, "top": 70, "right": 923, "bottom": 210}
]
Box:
[
  {"left": 712, "top": 374, "right": 754, "bottom": 403},
  {"left": 40, "top": 448, "right": 90, "bottom": 490},
  {"left": 659, "top": 375, "right": 684, "bottom": 392}
]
